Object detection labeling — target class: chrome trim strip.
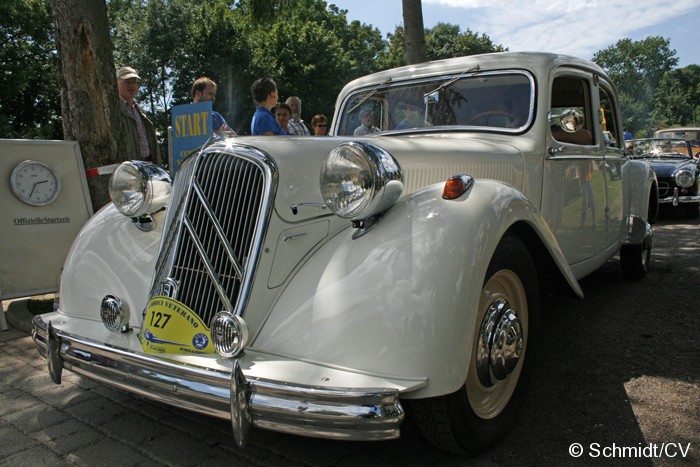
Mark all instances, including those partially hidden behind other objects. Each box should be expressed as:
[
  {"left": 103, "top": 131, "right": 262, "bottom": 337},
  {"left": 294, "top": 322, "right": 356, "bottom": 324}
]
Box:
[
  {"left": 32, "top": 316, "right": 404, "bottom": 441},
  {"left": 191, "top": 181, "right": 244, "bottom": 279},
  {"left": 658, "top": 194, "right": 700, "bottom": 204},
  {"left": 182, "top": 216, "right": 234, "bottom": 312}
]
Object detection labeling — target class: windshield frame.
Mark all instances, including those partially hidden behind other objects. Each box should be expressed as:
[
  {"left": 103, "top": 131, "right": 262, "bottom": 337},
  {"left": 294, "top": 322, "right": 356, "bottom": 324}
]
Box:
[
  {"left": 333, "top": 69, "right": 536, "bottom": 137},
  {"left": 627, "top": 138, "right": 694, "bottom": 160}
]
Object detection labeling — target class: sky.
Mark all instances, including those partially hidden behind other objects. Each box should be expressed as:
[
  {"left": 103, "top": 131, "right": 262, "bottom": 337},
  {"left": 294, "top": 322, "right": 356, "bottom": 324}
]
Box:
[{"left": 330, "top": 0, "right": 700, "bottom": 67}]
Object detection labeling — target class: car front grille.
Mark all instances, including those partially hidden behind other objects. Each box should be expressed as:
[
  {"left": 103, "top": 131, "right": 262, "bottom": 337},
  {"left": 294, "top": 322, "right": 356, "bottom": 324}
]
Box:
[
  {"left": 150, "top": 148, "right": 275, "bottom": 326},
  {"left": 658, "top": 181, "right": 670, "bottom": 197}
]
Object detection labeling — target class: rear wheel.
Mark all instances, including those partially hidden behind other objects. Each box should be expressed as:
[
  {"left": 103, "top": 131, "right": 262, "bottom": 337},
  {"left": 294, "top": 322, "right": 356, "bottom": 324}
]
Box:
[
  {"left": 620, "top": 235, "right": 652, "bottom": 280},
  {"left": 409, "top": 234, "right": 540, "bottom": 455},
  {"left": 648, "top": 185, "right": 659, "bottom": 224}
]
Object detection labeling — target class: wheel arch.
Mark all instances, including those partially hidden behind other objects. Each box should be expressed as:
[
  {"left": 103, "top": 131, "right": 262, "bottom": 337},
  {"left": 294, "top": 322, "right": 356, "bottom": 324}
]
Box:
[{"left": 506, "top": 221, "right": 581, "bottom": 298}]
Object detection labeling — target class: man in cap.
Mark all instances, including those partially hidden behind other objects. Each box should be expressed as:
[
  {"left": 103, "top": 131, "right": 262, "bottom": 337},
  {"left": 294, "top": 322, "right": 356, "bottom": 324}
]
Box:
[{"left": 117, "top": 66, "right": 161, "bottom": 165}]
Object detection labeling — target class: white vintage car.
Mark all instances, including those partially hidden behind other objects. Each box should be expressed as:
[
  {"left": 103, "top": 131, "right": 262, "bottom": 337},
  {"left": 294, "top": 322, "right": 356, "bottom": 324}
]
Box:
[{"left": 33, "top": 52, "right": 657, "bottom": 455}]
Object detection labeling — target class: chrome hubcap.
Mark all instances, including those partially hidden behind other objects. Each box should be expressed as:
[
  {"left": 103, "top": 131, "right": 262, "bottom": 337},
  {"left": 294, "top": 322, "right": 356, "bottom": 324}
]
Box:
[{"left": 476, "top": 298, "right": 523, "bottom": 387}]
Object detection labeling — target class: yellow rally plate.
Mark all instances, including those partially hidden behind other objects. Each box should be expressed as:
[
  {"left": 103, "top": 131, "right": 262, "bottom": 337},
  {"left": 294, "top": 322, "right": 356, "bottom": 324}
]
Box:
[{"left": 139, "top": 296, "right": 214, "bottom": 354}]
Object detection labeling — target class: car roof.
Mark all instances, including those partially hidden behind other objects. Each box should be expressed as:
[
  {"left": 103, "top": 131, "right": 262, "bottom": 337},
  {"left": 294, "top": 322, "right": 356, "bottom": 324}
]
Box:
[{"left": 337, "top": 52, "right": 607, "bottom": 93}]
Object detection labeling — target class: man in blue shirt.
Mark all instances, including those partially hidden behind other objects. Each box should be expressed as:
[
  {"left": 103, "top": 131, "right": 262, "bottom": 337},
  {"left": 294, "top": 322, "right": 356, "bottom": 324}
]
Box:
[
  {"left": 251, "top": 77, "right": 286, "bottom": 136},
  {"left": 192, "top": 77, "right": 232, "bottom": 132}
]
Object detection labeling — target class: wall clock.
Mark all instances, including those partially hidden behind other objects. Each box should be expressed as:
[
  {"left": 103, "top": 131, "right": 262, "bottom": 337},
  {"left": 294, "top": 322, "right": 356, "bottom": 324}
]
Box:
[{"left": 10, "top": 160, "right": 61, "bottom": 206}]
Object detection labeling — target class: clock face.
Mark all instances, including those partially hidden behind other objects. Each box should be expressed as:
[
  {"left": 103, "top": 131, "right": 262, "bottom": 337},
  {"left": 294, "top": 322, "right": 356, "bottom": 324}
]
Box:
[{"left": 10, "top": 160, "right": 61, "bottom": 206}]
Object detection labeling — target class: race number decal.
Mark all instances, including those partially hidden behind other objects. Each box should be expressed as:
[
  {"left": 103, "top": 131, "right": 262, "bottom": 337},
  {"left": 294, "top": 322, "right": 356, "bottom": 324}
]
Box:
[{"left": 139, "top": 296, "right": 214, "bottom": 354}]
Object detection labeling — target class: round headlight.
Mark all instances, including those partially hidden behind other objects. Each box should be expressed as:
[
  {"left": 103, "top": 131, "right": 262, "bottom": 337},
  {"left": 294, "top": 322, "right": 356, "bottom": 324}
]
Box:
[
  {"left": 109, "top": 161, "right": 172, "bottom": 217},
  {"left": 674, "top": 168, "right": 695, "bottom": 188},
  {"left": 211, "top": 312, "right": 249, "bottom": 358},
  {"left": 320, "top": 142, "right": 403, "bottom": 220},
  {"left": 100, "top": 295, "right": 130, "bottom": 333}
]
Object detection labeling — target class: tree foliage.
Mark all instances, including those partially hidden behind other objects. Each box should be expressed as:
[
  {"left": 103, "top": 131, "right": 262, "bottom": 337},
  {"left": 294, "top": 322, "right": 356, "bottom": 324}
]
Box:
[
  {"left": 593, "top": 36, "right": 678, "bottom": 135},
  {"left": 0, "top": 0, "right": 62, "bottom": 139},
  {"left": 4, "top": 1, "right": 699, "bottom": 145},
  {"left": 650, "top": 65, "right": 700, "bottom": 128},
  {"left": 109, "top": 0, "right": 253, "bottom": 135},
  {"left": 380, "top": 22, "right": 506, "bottom": 70}
]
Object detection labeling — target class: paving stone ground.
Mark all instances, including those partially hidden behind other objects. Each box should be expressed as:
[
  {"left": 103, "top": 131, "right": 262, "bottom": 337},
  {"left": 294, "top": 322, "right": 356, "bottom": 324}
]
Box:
[{"left": 1, "top": 216, "right": 698, "bottom": 466}]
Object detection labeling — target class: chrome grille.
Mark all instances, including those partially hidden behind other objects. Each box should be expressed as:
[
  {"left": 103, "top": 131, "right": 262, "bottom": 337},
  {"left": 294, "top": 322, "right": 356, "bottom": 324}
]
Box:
[
  {"left": 150, "top": 148, "right": 274, "bottom": 326},
  {"left": 658, "top": 181, "right": 670, "bottom": 197}
]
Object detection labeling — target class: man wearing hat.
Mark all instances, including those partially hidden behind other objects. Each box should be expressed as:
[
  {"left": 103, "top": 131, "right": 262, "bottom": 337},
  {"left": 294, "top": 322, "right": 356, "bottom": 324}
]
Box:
[{"left": 117, "top": 66, "right": 161, "bottom": 166}]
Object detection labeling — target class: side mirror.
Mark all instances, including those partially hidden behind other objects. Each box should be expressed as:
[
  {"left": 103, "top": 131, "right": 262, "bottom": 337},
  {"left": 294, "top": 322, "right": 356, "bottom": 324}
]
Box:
[{"left": 548, "top": 108, "right": 585, "bottom": 133}]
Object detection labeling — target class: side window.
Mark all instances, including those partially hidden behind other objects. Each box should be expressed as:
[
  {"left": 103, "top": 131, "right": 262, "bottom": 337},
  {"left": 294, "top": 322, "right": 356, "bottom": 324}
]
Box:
[
  {"left": 598, "top": 85, "right": 620, "bottom": 148},
  {"left": 550, "top": 76, "right": 594, "bottom": 145}
]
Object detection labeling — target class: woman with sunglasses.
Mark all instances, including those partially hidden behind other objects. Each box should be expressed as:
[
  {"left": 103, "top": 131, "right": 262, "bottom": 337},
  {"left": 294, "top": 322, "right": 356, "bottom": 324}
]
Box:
[{"left": 311, "top": 114, "right": 328, "bottom": 136}]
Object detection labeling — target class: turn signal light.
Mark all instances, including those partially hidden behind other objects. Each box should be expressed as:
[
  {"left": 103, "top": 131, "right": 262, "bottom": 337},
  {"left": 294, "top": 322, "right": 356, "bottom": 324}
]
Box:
[{"left": 442, "top": 174, "right": 474, "bottom": 200}]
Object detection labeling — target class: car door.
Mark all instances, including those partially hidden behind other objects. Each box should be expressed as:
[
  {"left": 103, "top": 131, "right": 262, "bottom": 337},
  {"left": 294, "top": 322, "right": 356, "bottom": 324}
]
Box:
[
  {"left": 596, "top": 79, "right": 626, "bottom": 246},
  {"left": 541, "top": 69, "right": 608, "bottom": 265}
]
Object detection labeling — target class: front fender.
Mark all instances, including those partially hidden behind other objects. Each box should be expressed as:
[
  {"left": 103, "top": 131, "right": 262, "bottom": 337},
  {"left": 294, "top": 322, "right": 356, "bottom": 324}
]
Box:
[
  {"left": 59, "top": 204, "right": 164, "bottom": 326},
  {"left": 252, "top": 179, "right": 580, "bottom": 398}
]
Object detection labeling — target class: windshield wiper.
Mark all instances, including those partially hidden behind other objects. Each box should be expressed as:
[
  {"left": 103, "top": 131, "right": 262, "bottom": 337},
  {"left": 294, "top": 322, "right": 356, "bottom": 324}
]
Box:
[
  {"left": 348, "top": 76, "right": 393, "bottom": 114},
  {"left": 424, "top": 64, "right": 481, "bottom": 98}
]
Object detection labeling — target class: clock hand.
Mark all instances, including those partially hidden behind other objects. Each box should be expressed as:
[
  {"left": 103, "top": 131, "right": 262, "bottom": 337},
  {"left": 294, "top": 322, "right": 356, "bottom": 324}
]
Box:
[{"left": 29, "top": 182, "right": 38, "bottom": 198}]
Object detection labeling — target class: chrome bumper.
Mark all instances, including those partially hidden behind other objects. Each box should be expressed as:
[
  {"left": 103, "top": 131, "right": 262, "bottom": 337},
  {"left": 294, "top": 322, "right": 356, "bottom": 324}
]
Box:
[
  {"left": 32, "top": 315, "right": 405, "bottom": 444},
  {"left": 659, "top": 188, "right": 700, "bottom": 206}
]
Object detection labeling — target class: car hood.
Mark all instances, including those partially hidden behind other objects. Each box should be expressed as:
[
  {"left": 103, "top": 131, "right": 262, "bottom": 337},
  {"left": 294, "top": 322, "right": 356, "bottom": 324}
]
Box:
[
  {"left": 644, "top": 158, "right": 696, "bottom": 178},
  {"left": 222, "top": 133, "right": 526, "bottom": 223}
]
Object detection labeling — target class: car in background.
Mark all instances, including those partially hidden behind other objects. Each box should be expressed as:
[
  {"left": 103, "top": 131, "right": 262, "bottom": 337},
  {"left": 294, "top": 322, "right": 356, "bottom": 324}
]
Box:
[
  {"left": 628, "top": 138, "right": 700, "bottom": 218},
  {"left": 653, "top": 127, "right": 700, "bottom": 159}
]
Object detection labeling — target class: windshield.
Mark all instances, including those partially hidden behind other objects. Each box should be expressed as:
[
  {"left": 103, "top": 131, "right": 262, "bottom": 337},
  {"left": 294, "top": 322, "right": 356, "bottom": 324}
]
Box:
[
  {"left": 627, "top": 138, "right": 692, "bottom": 159},
  {"left": 654, "top": 129, "right": 700, "bottom": 146},
  {"left": 335, "top": 71, "right": 534, "bottom": 136}
]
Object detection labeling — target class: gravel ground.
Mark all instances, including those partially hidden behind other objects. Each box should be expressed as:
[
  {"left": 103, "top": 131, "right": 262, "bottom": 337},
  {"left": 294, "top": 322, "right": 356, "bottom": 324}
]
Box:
[{"left": 481, "top": 214, "right": 700, "bottom": 465}]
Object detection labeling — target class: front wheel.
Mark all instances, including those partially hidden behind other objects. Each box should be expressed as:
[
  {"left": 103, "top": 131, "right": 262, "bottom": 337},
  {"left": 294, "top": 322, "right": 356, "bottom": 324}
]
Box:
[{"left": 409, "top": 234, "right": 540, "bottom": 455}]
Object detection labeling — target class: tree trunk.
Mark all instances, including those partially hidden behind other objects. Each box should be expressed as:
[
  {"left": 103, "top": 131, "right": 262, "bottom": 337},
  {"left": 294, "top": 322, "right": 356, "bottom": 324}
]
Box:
[
  {"left": 51, "top": 0, "right": 121, "bottom": 211},
  {"left": 402, "top": 0, "right": 427, "bottom": 65}
]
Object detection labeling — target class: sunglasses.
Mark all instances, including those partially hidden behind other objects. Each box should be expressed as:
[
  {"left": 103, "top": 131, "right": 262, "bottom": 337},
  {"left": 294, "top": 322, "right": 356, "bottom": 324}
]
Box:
[{"left": 315, "top": 124, "right": 327, "bottom": 127}]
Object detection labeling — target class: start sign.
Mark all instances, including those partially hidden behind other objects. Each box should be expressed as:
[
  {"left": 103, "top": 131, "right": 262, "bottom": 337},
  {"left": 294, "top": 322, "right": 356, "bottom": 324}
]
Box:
[{"left": 170, "top": 101, "right": 213, "bottom": 174}]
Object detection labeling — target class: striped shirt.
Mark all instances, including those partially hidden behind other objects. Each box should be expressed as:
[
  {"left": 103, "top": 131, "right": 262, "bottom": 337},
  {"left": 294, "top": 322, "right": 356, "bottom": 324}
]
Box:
[{"left": 287, "top": 118, "right": 310, "bottom": 136}]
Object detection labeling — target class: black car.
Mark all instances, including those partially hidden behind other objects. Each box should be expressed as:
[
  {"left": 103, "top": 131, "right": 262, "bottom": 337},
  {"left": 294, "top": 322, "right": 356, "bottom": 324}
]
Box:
[{"left": 628, "top": 138, "right": 700, "bottom": 218}]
